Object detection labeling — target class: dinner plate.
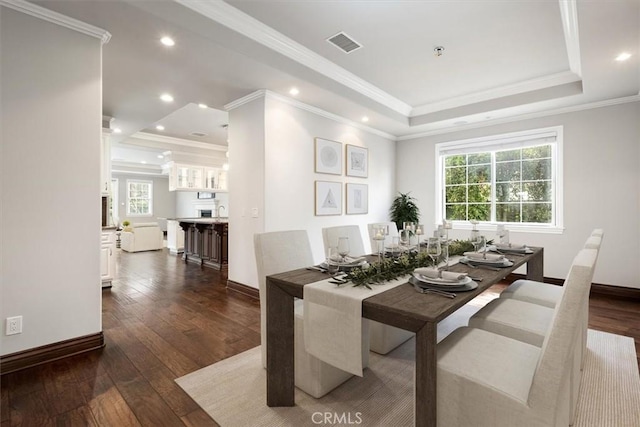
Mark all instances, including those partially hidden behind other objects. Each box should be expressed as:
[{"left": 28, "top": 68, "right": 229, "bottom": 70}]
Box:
[
  {"left": 489, "top": 245, "right": 533, "bottom": 254},
  {"left": 461, "top": 257, "right": 514, "bottom": 267},
  {"left": 413, "top": 273, "right": 472, "bottom": 287},
  {"left": 409, "top": 276, "right": 478, "bottom": 292}
]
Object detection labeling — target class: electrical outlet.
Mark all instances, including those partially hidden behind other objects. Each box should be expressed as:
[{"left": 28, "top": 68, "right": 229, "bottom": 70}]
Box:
[
  {"left": 6, "top": 316, "right": 22, "bottom": 335},
  {"left": 251, "top": 208, "right": 259, "bottom": 218}
]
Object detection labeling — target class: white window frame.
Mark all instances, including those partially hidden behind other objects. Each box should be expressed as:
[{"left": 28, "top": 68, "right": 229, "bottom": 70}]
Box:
[
  {"left": 110, "top": 178, "right": 119, "bottom": 225},
  {"left": 126, "top": 179, "right": 153, "bottom": 217},
  {"left": 435, "top": 126, "right": 564, "bottom": 234}
]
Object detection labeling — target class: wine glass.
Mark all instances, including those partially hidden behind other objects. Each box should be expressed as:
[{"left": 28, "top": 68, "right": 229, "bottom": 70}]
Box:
[
  {"left": 326, "top": 246, "right": 340, "bottom": 276},
  {"left": 337, "top": 237, "right": 350, "bottom": 263},
  {"left": 426, "top": 237, "right": 442, "bottom": 272}
]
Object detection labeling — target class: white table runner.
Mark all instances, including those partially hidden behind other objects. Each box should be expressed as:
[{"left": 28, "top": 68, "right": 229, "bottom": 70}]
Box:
[{"left": 303, "top": 275, "right": 408, "bottom": 376}]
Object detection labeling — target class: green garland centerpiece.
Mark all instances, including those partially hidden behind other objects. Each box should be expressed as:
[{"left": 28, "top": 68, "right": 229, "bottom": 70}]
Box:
[{"left": 341, "top": 239, "right": 476, "bottom": 289}]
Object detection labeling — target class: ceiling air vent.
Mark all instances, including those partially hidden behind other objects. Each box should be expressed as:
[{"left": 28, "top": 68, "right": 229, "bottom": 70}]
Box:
[
  {"left": 327, "top": 32, "right": 362, "bottom": 54},
  {"left": 190, "top": 132, "right": 208, "bottom": 137}
]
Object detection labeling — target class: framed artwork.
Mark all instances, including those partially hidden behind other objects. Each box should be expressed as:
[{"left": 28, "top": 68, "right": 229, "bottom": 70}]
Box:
[
  {"left": 315, "top": 181, "right": 342, "bottom": 216},
  {"left": 346, "top": 144, "right": 368, "bottom": 177},
  {"left": 346, "top": 183, "right": 368, "bottom": 215},
  {"left": 315, "top": 138, "right": 342, "bottom": 175}
]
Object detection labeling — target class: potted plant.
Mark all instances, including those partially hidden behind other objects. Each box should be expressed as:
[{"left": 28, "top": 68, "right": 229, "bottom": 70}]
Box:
[
  {"left": 122, "top": 220, "right": 132, "bottom": 232},
  {"left": 390, "top": 192, "right": 420, "bottom": 233}
]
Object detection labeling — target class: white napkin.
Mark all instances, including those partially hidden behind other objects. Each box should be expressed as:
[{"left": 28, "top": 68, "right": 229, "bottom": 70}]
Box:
[
  {"left": 326, "top": 256, "right": 365, "bottom": 266},
  {"left": 414, "top": 267, "right": 467, "bottom": 282},
  {"left": 304, "top": 276, "right": 407, "bottom": 376},
  {"left": 463, "top": 251, "right": 504, "bottom": 261},
  {"left": 494, "top": 243, "right": 526, "bottom": 249}
]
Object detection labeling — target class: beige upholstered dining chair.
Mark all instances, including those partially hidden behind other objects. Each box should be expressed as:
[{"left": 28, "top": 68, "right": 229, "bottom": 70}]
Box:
[
  {"left": 436, "top": 248, "right": 598, "bottom": 427},
  {"left": 467, "top": 232, "right": 602, "bottom": 424},
  {"left": 322, "top": 225, "right": 414, "bottom": 354},
  {"left": 254, "top": 230, "right": 356, "bottom": 398}
]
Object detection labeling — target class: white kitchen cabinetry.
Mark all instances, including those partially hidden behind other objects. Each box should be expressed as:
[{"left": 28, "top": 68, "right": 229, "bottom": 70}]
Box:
[
  {"left": 167, "top": 162, "right": 227, "bottom": 192},
  {"left": 101, "top": 231, "right": 116, "bottom": 288}
]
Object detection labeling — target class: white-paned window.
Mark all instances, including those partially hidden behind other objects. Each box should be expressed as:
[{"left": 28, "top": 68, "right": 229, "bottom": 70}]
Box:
[
  {"left": 126, "top": 180, "right": 153, "bottom": 216},
  {"left": 110, "top": 178, "right": 119, "bottom": 225},
  {"left": 435, "top": 126, "right": 563, "bottom": 233}
]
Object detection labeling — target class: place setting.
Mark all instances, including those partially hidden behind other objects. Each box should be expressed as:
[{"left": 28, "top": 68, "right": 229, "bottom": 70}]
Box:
[{"left": 409, "top": 267, "right": 479, "bottom": 298}]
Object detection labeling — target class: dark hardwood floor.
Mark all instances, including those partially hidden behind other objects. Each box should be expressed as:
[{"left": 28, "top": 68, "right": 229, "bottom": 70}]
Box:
[{"left": 1, "top": 249, "right": 638, "bottom": 426}]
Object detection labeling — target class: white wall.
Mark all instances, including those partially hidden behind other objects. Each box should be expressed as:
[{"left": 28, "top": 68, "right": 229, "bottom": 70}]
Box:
[
  {"left": 1, "top": 8, "right": 103, "bottom": 354},
  {"left": 397, "top": 101, "right": 640, "bottom": 288},
  {"left": 228, "top": 96, "right": 266, "bottom": 288},
  {"left": 264, "top": 96, "right": 396, "bottom": 261},
  {"left": 175, "top": 191, "right": 229, "bottom": 218},
  {"left": 227, "top": 93, "right": 396, "bottom": 289},
  {"left": 112, "top": 173, "right": 176, "bottom": 230}
]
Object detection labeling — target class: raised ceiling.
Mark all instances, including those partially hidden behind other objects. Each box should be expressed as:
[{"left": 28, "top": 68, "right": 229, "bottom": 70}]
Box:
[{"left": 29, "top": 0, "right": 639, "bottom": 150}]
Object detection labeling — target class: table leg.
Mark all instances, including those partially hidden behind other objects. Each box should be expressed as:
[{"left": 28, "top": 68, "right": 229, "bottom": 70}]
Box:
[
  {"left": 266, "top": 278, "right": 295, "bottom": 406},
  {"left": 527, "top": 248, "right": 544, "bottom": 281},
  {"left": 415, "top": 321, "right": 438, "bottom": 427}
]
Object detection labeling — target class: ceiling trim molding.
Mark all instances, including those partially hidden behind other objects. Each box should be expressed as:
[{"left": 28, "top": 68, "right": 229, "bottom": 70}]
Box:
[
  {"left": 559, "top": 0, "right": 582, "bottom": 77},
  {"left": 226, "top": 90, "right": 396, "bottom": 140},
  {"left": 223, "top": 90, "right": 267, "bottom": 111},
  {"left": 1, "top": 0, "right": 112, "bottom": 43},
  {"left": 397, "top": 94, "right": 640, "bottom": 141},
  {"left": 174, "top": 0, "right": 411, "bottom": 116},
  {"left": 410, "top": 71, "right": 581, "bottom": 117},
  {"left": 129, "top": 132, "right": 228, "bottom": 152}
]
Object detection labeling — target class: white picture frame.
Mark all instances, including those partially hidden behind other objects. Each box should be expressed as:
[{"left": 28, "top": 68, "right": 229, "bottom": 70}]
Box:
[
  {"left": 346, "top": 144, "right": 368, "bottom": 177},
  {"left": 346, "top": 183, "right": 368, "bottom": 215},
  {"left": 315, "top": 181, "right": 342, "bottom": 216},
  {"left": 315, "top": 138, "right": 342, "bottom": 175}
]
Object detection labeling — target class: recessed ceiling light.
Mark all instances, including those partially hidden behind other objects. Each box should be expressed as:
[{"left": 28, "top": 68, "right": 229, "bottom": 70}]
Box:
[
  {"left": 615, "top": 52, "right": 631, "bottom": 61},
  {"left": 113, "top": 127, "right": 122, "bottom": 134},
  {"left": 156, "top": 125, "right": 165, "bottom": 131},
  {"left": 289, "top": 87, "right": 299, "bottom": 96},
  {"left": 162, "top": 150, "right": 172, "bottom": 156},
  {"left": 160, "top": 93, "right": 174, "bottom": 103},
  {"left": 157, "top": 155, "right": 164, "bottom": 159},
  {"left": 361, "top": 116, "right": 369, "bottom": 123},
  {"left": 140, "top": 160, "right": 147, "bottom": 164},
  {"left": 160, "top": 36, "right": 175, "bottom": 47},
  {"left": 198, "top": 103, "right": 208, "bottom": 109}
]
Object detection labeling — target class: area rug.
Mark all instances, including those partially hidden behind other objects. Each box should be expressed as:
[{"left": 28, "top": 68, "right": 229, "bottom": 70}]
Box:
[{"left": 176, "top": 320, "right": 640, "bottom": 427}]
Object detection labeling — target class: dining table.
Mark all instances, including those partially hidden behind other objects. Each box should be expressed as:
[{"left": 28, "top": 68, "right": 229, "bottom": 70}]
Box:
[{"left": 266, "top": 247, "right": 544, "bottom": 427}]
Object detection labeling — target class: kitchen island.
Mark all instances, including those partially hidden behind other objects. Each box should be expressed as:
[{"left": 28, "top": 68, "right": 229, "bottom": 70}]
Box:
[{"left": 176, "top": 218, "right": 228, "bottom": 270}]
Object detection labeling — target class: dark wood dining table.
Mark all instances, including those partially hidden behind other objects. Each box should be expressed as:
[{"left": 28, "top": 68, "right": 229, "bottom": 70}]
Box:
[{"left": 266, "top": 247, "right": 544, "bottom": 427}]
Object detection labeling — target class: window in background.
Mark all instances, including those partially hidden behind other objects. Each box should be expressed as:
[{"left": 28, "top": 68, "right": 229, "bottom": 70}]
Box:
[
  {"left": 110, "top": 178, "right": 119, "bottom": 225},
  {"left": 127, "top": 179, "right": 153, "bottom": 216},
  {"left": 436, "top": 127, "right": 563, "bottom": 232}
]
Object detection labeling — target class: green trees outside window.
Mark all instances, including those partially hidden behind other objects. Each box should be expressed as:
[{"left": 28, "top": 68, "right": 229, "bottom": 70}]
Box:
[{"left": 443, "top": 144, "right": 553, "bottom": 224}]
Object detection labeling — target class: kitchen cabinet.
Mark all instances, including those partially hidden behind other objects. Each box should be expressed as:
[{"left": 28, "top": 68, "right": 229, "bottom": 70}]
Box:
[
  {"left": 101, "top": 231, "right": 116, "bottom": 287},
  {"left": 167, "top": 162, "right": 227, "bottom": 192},
  {"left": 179, "top": 220, "right": 228, "bottom": 270}
]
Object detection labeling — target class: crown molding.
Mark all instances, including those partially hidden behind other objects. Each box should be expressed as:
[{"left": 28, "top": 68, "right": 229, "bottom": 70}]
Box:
[
  {"left": 1, "top": 0, "right": 111, "bottom": 43},
  {"left": 397, "top": 94, "right": 640, "bottom": 141},
  {"left": 224, "top": 90, "right": 267, "bottom": 111},
  {"left": 129, "top": 132, "right": 228, "bottom": 152},
  {"left": 559, "top": 0, "right": 582, "bottom": 77},
  {"left": 410, "top": 71, "right": 581, "bottom": 117},
  {"left": 226, "top": 90, "right": 396, "bottom": 140},
  {"left": 174, "top": 0, "right": 411, "bottom": 116}
]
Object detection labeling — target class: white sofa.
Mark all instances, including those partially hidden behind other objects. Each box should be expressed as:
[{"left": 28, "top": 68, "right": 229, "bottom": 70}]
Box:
[{"left": 121, "top": 222, "right": 164, "bottom": 252}]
